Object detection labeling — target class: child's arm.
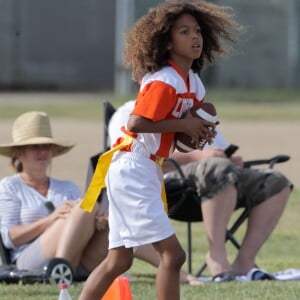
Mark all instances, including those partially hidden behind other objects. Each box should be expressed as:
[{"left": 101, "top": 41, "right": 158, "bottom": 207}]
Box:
[{"left": 127, "top": 110, "right": 216, "bottom": 147}]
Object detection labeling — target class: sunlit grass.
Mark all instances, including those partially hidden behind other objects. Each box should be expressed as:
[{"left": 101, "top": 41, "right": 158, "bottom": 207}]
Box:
[
  {"left": 0, "top": 90, "right": 299, "bottom": 299},
  {"left": 1, "top": 189, "right": 299, "bottom": 299}
]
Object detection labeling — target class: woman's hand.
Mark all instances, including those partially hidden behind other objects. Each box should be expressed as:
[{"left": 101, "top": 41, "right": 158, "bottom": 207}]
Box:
[
  {"left": 95, "top": 212, "right": 108, "bottom": 231},
  {"left": 48, "top": 201, "right": 75, "bottom": 223},
  {"left": 9, "top": 201, "right": 76, "bottom": 246},
  {"left": 230, "top": 155, "right": 244, "bottom": 169}
]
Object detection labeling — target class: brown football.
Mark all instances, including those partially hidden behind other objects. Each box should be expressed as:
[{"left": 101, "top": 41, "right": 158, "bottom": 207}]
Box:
[{"left": 175, "top": 102, "right": 218, "bottom": 152}]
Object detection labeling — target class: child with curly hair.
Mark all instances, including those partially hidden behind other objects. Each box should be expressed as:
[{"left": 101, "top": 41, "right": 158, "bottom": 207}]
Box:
[{"left": 80, "top": 1, "right": 240, "bottom": 299}]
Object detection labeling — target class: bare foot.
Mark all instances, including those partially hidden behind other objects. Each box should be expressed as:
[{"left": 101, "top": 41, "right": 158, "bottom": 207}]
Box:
[
  {"left": 231, "top": 260, "right": 256, "bottom": 276},
  {"left": 206, "top": 251, "right": 231, "bottom": 276},
  {"left": 180, "top": 271, "right": 204, "bottom": 286}
]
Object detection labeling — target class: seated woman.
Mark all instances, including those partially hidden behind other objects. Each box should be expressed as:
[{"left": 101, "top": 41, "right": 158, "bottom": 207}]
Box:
[
  {"left": 0, "top": 110, "right": 200, "bottom": 285},
  {"left": 0, "top": 111, "right": 85, "bottom": 271}
]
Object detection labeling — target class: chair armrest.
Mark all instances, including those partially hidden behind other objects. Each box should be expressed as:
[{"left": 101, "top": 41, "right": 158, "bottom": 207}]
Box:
[
  {"left": 244, "top": 154, "right": 290, "bottom": 169},
  {"left": 165, "top": 153, "right": 290, "bottom": 178}
]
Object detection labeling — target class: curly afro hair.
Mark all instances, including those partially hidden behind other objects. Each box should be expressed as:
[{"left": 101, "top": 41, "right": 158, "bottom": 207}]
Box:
[{"left": 123, "top": 0, "right": 242, "bottom": 82}]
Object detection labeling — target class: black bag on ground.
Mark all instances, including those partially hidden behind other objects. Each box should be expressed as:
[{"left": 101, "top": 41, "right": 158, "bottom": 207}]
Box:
[{"left": 165, "top": 177, "right": 202, "bottom": 222}]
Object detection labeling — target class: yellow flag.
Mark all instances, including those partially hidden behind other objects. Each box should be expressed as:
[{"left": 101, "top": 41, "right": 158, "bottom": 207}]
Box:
[
  {"left": 80, "top": 134, "right": 133, "bottom": 212},
  {"left": 80, "top": 133, "right": 168, "bottom": 213},
  {"left": 161, "top": 176, "right": 168, "bottom": 212}
]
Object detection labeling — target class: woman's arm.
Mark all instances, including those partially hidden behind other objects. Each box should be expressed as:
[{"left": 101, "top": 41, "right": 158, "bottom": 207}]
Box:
[
  {"left": 9, "top": 201, "right": 76, "bottom": 247},
  {"left": 8, "top": 215, "right": 54, "bottom": 246}
]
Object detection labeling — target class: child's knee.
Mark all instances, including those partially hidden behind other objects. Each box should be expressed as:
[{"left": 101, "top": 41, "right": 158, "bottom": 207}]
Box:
[
  {"left": 176, "top": 248, "right": 186, "bottom": 268},
  {"left": 107, "top": 255, "right": 133, "bottom": 274},
  {"left": 163, "top": 248, "right": 186, "bottom": 270}
]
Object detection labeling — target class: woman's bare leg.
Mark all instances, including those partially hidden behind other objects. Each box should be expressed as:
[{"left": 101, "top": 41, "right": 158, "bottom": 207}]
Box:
[
  {"left": 232, "top": 187, "right": 290, "bottom": 275},
  {"left": 201, "top": 185, "right": 237, "bottom": 276},
  {"left": 39, "top": 202, "right": 100, "bottom": 269},
  {"left": 57, "top": 203, "right": 100, "bottom": 264}
]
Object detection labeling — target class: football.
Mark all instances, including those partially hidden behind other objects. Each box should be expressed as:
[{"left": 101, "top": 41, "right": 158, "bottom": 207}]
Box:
[{"left": 175, "top": 102, "right": 218, "bottom": 152}]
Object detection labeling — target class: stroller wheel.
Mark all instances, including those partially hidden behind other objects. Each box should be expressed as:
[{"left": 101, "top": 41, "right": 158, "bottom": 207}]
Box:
[{"left": 44, "top": 258, "right": 74, "bottom": 285}]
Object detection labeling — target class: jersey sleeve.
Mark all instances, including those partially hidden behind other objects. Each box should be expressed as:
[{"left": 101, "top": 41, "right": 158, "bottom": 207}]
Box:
[{"left": 133, "top": 81, "right": 177, "bottom": 122}]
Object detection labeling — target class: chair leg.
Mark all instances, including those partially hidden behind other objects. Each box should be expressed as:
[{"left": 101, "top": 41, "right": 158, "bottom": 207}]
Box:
[
  {"left": 226, "top": 231, "right": 241, "bottom": 249},
  {"left": 224, "top": 208, "right": 249, "bottom": 251},
  {"left": 228, "top": 208, "right": 249, "bottom": 236},
  {"left": 187, "top": 222, "right": 192, "bottom": 274},
  {"left": 195, "top": 262, "right": 207, "bottom": 277}
]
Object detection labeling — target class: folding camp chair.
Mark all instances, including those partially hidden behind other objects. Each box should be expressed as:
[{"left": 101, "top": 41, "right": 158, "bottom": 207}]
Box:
[
  {"left": 166, "top": 153, "right": 290, "bottom": 276},
  {"left": 97, "top": 100, "right": 290, "bottom": 277},
  {"left": 0, "top": 233, "right": 75, "bottom": 284},
  {"left": 103, "top": 101, "right": 117, "bottom": 151},
  {"left": 85, "top": 101, "right": 116, "bottom": 189},
  {"left": 0, "top": 235, "right": 10, "bottom": 266},
  {"left": 1, "top": 209, "right": 76, "bottom": 284}
]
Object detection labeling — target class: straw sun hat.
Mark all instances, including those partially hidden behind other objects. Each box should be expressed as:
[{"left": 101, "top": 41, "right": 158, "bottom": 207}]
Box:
[{"left": 0, "top": 111, "right": 75, "bottom": 157}]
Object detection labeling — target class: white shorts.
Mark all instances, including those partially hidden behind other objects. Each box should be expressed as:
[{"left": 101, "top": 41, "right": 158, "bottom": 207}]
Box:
[
  {"left": 16, "top": 237, "right": 46, "bottom": 270},
  {"left": 106, "top": 151, "right": 174, "bottom": 249}
]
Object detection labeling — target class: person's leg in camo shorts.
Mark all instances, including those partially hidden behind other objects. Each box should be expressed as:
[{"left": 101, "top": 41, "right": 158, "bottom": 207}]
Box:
[{"left": 166, "top": 157, "right": 293, "bottom": 277}]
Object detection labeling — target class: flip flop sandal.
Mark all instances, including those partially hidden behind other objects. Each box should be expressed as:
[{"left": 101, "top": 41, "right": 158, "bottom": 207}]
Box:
[
  {"left": 247, "top": 268, "right": 276, "bottom": 281},
  {"left": 212, "top": 271, "right": 235, "bottom": 282}
]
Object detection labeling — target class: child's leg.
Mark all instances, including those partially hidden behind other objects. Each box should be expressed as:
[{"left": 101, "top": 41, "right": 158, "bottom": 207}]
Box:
[
  {"left": 79, "top": 246, "right": 133, "bottom": 300},
  {"left": 153, "top": 234, "right": 186, "bottom": 300},
  {"left": 135, "top": 244, "right": 202, "bottom": 285}
]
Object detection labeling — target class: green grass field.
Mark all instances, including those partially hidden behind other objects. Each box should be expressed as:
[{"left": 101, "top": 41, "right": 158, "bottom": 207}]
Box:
[
  {"left": 1, "top": 189, "right": 300, "bottom": 299},
  {"left": 0, "top": 89, "right": 300, "bottom": 299},
  {"left": 0, "top": 88, "right": 299, "bottom": 121}
]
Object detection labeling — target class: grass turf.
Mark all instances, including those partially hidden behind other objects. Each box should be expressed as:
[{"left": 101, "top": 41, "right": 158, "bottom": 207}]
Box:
[
  {"left": 0, "top": 189, "right": 299, "bottom": 299},
  {"left": 0, "top": 89, "right": 299, "bottom": 299},
  {"left": 0, "top": 88, "right": 299, "bottom": 121}
]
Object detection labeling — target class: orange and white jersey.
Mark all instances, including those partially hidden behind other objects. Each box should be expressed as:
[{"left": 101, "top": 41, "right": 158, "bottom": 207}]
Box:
[{"left": 130, "top": 61, "right": 205, "bottom": 158}]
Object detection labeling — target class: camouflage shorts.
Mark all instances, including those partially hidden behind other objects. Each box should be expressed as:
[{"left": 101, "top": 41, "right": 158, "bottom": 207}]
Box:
[{"left": 165, "top": 157, "right": 292, "bottom": 209}]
